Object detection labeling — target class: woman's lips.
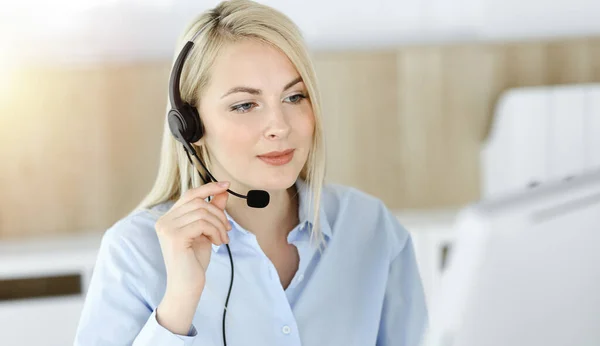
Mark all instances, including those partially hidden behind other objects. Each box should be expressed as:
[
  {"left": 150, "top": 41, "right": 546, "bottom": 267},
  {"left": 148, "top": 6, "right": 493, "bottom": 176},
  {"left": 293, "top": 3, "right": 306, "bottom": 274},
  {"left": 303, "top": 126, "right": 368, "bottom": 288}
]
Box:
[{"left": 257, "top": 149, "right": 295, "bottom": 166}]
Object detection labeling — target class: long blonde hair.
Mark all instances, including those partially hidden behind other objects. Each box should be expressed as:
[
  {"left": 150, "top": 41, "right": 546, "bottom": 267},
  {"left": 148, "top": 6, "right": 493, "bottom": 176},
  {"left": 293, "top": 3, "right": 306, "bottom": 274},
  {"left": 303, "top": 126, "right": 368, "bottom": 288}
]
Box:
[{"left": 135, "top": 0, "right": 327, "bottom": 247}]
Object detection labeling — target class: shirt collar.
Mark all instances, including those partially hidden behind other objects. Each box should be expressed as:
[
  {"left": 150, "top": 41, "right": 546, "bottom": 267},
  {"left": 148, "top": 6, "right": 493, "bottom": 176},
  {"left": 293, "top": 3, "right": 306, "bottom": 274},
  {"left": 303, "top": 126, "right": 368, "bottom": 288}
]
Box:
[{"left": 211, "top": 178, "right": 332, "bottom": 253}]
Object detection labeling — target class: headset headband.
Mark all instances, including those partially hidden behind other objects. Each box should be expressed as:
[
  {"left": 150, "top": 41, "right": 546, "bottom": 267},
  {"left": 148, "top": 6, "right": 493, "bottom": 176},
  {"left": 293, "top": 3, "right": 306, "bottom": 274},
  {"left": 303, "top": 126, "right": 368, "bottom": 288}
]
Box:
[{"left": 168, "top": 20, "right": 216, "bottom": 115}]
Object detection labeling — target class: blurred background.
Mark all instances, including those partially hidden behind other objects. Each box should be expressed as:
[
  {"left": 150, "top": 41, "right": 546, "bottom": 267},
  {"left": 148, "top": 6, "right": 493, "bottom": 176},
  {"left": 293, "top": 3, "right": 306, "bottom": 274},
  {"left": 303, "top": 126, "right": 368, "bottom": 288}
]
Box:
[{"left": 1, "top": 0, "right": 599, "bottom": 345}]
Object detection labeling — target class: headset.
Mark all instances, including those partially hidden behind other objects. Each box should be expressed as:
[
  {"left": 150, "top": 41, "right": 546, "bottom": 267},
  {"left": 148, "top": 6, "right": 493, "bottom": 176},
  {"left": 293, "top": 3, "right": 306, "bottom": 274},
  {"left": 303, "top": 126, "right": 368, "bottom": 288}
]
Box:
[
  {"left": 166, "top": 20, "right": 270, "bottom": 345},
  {"left": 167, "top": 21, "right": 270, "bottom": 209}
]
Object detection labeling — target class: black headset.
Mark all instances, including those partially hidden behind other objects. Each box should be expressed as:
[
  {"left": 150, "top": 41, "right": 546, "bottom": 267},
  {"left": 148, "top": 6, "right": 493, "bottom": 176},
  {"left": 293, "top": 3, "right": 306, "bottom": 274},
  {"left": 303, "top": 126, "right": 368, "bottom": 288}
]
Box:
[
  {"left": 166, "top": 21, "right": 269, "bottom": 346},
  {"left": 167, "top": 21, "right": 270, "bottom": 209}
]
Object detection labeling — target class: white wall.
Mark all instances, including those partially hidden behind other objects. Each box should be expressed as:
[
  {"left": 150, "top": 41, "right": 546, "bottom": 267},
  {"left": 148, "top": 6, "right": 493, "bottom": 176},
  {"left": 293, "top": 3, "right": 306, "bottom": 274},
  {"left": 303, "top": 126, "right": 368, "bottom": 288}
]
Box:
[
  {"left": 1, "top": 0, "right": 600, "bottom": 63},
  {"left": 481, "top": 0, "right": 600, "bottom": 40}
]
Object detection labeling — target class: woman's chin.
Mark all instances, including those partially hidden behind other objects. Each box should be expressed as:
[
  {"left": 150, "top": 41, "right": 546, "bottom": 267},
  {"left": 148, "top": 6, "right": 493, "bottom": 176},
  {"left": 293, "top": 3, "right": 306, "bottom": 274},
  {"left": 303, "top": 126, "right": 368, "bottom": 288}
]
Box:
[{"left": 250, "top": 171, "right": 300, "bottom": 191}]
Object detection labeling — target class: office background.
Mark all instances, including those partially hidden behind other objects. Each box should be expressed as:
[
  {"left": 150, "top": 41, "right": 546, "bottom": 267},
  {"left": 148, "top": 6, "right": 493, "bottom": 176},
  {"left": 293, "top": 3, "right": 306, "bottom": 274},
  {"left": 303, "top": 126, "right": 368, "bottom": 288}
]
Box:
[{"left": 1, "top": 1, "right": 599, "bottom": 345}]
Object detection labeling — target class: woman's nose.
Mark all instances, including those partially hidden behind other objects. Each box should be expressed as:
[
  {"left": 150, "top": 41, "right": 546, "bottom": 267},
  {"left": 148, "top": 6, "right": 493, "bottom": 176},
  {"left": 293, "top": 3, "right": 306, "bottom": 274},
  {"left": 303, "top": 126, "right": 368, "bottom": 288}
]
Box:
[{"left": 264, "top": 105, "right": 291, "bottom": 139}]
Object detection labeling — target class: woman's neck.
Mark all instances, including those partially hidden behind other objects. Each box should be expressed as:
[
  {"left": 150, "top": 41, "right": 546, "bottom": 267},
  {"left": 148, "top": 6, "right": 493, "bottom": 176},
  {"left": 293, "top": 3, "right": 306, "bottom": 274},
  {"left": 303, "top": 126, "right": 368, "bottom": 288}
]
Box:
[{"left": 225, "top": 183, "right": 300, "bottom": 244}]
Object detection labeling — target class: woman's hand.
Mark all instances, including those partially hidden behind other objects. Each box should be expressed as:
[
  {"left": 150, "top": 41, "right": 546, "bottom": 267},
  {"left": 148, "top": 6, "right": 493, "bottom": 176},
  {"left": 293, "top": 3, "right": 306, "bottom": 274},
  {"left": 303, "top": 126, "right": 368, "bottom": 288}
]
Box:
[{"left": 154, "top": 181, "right": 231, "bottom": 334}]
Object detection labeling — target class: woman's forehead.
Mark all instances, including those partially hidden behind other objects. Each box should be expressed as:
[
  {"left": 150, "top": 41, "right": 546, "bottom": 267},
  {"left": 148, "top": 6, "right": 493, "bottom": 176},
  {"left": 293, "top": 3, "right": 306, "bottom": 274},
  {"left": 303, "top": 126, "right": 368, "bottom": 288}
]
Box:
[{"left": 207, "top": 39, "right": 301, "bottom": 95}]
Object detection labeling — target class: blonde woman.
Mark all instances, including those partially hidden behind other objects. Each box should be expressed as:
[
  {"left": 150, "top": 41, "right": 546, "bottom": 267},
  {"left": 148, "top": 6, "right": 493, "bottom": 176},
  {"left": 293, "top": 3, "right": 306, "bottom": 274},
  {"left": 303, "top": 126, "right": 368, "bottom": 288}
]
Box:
[{"left": 74, "top": 1, "right": 427, "bottom": 345}]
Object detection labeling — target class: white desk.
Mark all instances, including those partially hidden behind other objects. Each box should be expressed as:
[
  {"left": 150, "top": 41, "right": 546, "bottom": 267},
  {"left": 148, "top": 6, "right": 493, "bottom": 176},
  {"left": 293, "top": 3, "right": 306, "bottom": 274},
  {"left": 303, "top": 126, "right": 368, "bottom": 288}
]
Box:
[
  {"left": 0, "top": 231, "right": 103, "bottom": 346},
  {"left": 394, "top": 209, "right": 460, "bottom": 306}
]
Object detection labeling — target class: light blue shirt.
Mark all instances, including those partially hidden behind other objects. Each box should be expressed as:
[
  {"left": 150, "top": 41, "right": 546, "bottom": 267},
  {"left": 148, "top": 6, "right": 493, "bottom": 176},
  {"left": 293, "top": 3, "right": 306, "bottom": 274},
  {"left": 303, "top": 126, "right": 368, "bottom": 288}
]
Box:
[{"left": 74, "top": 179, "right": 428, "bottom": 345}]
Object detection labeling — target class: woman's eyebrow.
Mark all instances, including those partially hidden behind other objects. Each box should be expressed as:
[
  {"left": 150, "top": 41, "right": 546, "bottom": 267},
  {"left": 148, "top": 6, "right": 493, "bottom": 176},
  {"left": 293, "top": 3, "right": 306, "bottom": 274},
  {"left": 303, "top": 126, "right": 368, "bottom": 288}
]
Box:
[
  {"left": 282, "top": 76, "right": 303, "bottom": 91},
  {"left": 220, "top": 76, "right": 303, "bottom": 99}
]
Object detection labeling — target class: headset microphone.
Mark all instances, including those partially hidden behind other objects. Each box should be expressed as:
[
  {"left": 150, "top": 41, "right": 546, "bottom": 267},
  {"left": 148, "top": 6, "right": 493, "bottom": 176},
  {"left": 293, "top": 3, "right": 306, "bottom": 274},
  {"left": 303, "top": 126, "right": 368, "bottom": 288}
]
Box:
[{"left": 167, "top": 28, "right": 270, "bottom": 209}]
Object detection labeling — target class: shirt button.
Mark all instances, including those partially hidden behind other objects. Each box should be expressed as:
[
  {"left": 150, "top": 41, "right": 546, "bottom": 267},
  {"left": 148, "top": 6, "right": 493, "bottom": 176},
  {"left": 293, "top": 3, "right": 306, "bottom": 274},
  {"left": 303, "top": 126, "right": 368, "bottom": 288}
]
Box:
[
  {"left": 297, "top": 274, "right": 304, "bottom": 282},
  {"left": 282, "top": 325, "right": 291, "bottom": 335}
]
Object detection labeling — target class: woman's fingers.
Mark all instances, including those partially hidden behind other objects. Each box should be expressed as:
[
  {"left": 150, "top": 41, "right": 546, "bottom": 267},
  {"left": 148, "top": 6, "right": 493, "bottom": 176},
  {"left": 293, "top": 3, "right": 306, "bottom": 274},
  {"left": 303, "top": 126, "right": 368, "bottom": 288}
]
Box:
[
  {"left": 173, "top": 197, "right": 230, "bottom": 232},
  {"left": 170, "top": 181, "right": 230, "bottom": 210},
  {"left": 174, "top": 207, "right": 229, "bottom": 244},
  {"left": 179, "top": 219, "right": 223, "bottom": 246}
]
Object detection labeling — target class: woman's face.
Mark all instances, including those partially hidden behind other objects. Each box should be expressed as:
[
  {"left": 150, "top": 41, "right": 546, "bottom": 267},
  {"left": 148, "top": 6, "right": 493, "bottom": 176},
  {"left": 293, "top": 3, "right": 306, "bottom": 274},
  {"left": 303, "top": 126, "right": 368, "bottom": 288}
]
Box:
[{"left": 196, "top": 39, "right": 314, "bottom": 192}]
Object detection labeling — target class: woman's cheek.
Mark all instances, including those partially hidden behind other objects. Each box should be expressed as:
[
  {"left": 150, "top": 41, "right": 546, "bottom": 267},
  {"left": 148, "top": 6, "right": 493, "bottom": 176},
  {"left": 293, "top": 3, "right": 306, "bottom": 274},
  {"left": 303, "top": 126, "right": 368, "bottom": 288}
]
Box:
[
  {"left": 297, "top": 111, "right": 316, "bottom": 139},
  {"left": 221, "top": 127, "right": 255, "bottom": 157}
]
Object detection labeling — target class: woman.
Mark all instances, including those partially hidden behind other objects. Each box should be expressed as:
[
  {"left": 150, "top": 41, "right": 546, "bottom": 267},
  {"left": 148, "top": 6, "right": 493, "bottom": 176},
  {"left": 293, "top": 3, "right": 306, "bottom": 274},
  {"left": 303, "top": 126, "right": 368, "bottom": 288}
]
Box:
[{"left": 74, "top": 1, "right": 427, "bottom": 345}]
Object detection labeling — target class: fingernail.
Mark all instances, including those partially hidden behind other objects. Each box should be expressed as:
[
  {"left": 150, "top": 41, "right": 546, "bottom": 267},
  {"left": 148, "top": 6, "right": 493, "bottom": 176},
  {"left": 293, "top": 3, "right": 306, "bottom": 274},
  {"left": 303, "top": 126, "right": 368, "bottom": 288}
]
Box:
[{"left": 218, "top": 181, "right": 230, "bottom": 188}]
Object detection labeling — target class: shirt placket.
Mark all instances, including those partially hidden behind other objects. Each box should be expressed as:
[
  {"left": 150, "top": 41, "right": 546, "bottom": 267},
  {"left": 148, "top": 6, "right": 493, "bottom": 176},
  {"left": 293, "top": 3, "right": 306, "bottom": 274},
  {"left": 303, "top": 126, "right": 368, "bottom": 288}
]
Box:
[{"left": 247, "top": 229, "right": 303, "bottom": 346}]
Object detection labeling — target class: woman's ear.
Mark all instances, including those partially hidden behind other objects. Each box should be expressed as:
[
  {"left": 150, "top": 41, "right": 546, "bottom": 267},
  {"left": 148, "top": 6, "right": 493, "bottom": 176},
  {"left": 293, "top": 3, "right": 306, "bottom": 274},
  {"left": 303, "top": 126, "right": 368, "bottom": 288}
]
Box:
[
  {"left": 193, "top": 137, "right": 205, "bottom": 147},
  {"left": 195, "top": 141, "right": 212, "bottom": 166}
]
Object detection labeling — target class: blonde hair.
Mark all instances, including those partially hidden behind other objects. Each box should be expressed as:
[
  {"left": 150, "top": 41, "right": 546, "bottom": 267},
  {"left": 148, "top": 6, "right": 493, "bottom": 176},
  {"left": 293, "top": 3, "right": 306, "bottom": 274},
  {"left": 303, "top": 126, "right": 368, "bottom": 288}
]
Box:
[{"left": 135, "top": 0, "right": 327, "bottom": 248}]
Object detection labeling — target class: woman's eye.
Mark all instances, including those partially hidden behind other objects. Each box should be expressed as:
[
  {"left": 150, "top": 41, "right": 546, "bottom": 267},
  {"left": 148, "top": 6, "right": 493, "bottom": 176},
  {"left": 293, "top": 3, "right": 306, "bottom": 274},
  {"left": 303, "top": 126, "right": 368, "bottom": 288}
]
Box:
[
  {"left": 230, "top": 94, "right": 306, "bottom": 113},
  {"left": 230, "top": 102, "right": 256, "bottom": 113},
  {"left": 285, "top": 93, "right": 306, "bottom": 104}
]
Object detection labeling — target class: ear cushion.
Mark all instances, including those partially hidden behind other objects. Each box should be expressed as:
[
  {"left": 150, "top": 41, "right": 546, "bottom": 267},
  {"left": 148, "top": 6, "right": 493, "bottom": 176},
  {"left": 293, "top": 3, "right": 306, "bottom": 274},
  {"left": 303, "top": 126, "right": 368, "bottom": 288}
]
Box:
[
  {"left": 168, "top": 105, "right": 204, "bottom": 144},
  {"left": 181, "top": 104, "right": 204, "bottom": 143},
  {"left": 167, "top": 109, "right": 185, "bottom": 143}
]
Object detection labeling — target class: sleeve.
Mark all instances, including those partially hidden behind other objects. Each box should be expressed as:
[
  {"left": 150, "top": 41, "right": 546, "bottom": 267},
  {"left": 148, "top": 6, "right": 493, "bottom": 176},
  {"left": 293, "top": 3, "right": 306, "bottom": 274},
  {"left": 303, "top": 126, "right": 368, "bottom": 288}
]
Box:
[
  {"left": 377, "top": 235, "right": 429, "bottom": 346},
  {"left": 73, "top": 225, "right": 198, "bottom": 346}
]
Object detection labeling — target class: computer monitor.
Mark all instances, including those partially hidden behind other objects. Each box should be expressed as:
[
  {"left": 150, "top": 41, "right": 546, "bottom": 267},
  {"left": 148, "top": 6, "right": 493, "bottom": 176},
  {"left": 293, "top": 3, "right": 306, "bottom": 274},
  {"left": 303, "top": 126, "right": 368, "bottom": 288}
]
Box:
[{"left": 422, "top": 168, "right": 600, "bottom": 346}]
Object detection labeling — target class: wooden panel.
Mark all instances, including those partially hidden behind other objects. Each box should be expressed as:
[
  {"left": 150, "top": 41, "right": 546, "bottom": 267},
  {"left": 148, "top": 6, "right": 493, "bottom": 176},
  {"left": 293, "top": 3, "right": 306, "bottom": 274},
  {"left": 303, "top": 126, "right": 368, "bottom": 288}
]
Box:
[
  {"left": 396, "top": 47, "right": 444, "bottom": 207},
  {"left": 3, "top": 37, "right": 600, "bottom": 239},
  {"left": 592, "top": 37, "right": 600, "bottom": 80},
  {"left": 0, "top": 67, "right": 109, "bottom": 238},
  {"left": 313, "top": 52, "right": 400, "bottom": 204},
  {"left": 439, "top": 45, "right": 501, "bottom": 204},
  {"left": 502, "top": 41, "right": 548, "bottom": 88},
  {"left": 0, "top": 274, "right": 81, "bottom": 301},
  {"left": 0, "top": 64, "right": 169, "bottom": 239},
  {"left": 394, "top": 44, "right": 502, "bottom": 207},
  {"left": 546, "top": 38, "right": 594, "bottom": 85},
  {"left": 100, "top": 63, "right": 171, "bottom": 218}
]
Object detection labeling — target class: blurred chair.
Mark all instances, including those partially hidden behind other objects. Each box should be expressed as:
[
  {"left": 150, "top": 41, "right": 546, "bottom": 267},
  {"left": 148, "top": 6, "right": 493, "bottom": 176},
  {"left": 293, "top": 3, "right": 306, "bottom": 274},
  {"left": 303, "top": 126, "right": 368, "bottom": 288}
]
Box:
[
  {"left": 482, "top": 83, "right": 600, "bottom": 198},
  {"left": 405, "top": 82, "right": 600, "bottom": 306}
]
